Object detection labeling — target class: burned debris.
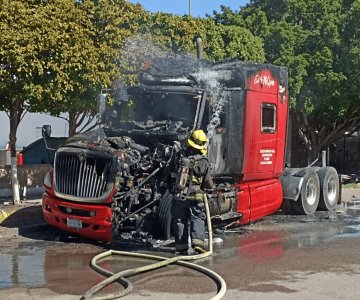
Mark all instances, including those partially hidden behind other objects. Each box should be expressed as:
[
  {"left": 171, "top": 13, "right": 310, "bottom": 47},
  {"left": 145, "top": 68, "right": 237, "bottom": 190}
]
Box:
[
  {"left": 42, "top": 54, "right": 305, "bottom": 244},
  {"left": 49, "top": 57, "right": 239, "bottom": 241}
]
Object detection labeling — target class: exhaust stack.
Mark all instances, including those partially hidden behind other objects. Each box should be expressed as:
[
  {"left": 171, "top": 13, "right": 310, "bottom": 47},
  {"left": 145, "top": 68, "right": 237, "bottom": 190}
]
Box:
[{"left": 196, "top": 37, "right": 203, "bottom": 60}]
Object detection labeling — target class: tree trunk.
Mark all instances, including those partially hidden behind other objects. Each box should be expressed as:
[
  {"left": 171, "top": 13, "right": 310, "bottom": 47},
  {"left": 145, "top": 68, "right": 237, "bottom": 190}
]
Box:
[
  {"left": 9, "top": 101, "right": 23, "bottom": 205},
  {"left": 11, "top": 157, "right": 21, "bottom": 205},
  {"left": 291, "top": 108, "right": 360, "bottom": 167},
  {"left": 67, "top": 110, "right": 98, "bottom": 136},
  {"left": 68, "top": 111, "right": 77, "bottom": 137}
]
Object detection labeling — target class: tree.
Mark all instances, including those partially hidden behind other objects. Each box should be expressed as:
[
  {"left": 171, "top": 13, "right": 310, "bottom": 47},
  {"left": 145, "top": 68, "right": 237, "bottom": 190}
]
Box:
[
  {"left": 136, "top": 12, "right": 265, "bottom": 62},
  {"left": 211, "top": 1, "right": 360, "bottom": 162},
  {"left": 201, "top": 19, "right": 265, "bottom": 62},
  {"left": 0, "top": 0, "right": 146, "bottom": 203},
  {"left": 0, "top": 0, "right": 44, "bottom": 204},
  {"left": 33, "top": 0, "right": 146, "bottom": 137},
  {"left": 26, "top": 0, "right": 104, "bottom": 139},
  {"left": 114, "top": 12, "right": 265, "bottom": 87}
]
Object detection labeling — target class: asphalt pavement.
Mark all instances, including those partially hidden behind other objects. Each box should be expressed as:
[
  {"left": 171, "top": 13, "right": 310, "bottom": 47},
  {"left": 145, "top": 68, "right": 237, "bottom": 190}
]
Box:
[{"left": 1, "top": 187, "right": 360, "bottom": 239}]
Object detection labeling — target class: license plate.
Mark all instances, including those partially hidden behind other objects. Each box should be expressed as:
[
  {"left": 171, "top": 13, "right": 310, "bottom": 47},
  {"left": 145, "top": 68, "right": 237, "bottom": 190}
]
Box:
[{"left": 67, "top": 218, "right": 82, "bottom": 229}]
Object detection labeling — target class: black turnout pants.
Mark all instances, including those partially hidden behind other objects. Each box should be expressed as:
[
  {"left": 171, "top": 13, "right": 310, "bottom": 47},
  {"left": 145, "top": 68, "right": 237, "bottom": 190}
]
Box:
[{"left": 171, "top": 199, "right": 206, "bottom": 252}]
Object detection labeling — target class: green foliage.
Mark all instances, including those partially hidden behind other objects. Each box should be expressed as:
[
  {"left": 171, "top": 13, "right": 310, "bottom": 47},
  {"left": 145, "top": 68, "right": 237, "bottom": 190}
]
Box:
[
  {"left": 116, "top": 33, "right": 168, "bottom": 85},
  {"left": 202, "top": 21, "right": 265, "bottom": 62},
  {"left": 210, "top": 0, "right": 360, "bottom": 157},
  {"left": 0, "top": 0, "right": 146, "bottom": 136},
  {"left": 340, "top": 0, "right": 360, "bottom": 107},
  {"left": 135, "top": 13, "right": 264, "bottom": 63},
  {"left": 136, "top": 13, "right": 205, "bottom": 55},
  {"left": 343, "top": 183, "right": 360, "bottom": 189},
  {"left": 0, "top": 0, "right": 264, "bottom": 119},
  {"left": 0, "top": 0, "right": 145, "bottom": 110}
]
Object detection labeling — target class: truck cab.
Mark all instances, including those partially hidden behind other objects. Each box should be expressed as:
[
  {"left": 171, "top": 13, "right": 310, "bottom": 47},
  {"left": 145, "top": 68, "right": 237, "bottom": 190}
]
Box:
[{"left": 41, "top": 59, "right": 338, "bottom": 242}]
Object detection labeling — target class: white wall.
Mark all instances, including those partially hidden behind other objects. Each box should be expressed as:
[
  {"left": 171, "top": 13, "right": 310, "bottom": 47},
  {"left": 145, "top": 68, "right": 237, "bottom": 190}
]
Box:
[{"left": 0, "top": 111, "right": 69, "bottom": 149}]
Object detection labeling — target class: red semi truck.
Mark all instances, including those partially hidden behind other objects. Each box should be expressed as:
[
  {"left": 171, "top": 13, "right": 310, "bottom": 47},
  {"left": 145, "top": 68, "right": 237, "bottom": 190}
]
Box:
[{"left": 41, "top": 58, "right": 340, "bottom": 242}]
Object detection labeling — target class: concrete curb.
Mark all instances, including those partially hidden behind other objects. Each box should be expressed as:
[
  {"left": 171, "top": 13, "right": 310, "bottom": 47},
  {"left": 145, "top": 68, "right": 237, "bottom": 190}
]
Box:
[
  {"left": 0, "top": 199, "right": 49, "bottom": 238},
  {"left": 0, "top": 224, "right": 51, "bottom": 238},
  {"left": 0, "top": 207, "right": 18, "bottom": 223}
]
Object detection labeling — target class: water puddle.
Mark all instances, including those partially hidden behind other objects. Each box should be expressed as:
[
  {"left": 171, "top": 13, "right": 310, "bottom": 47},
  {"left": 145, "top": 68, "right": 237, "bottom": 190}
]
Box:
[
  {"left": 2, "top": 207, "right": 360, "bottom": 295},
  {"left": 0, "top": 240, "right": 103, "bottom": 295},
  {"left": 212, "top": 208, "right": 360, "bottom": 264}
]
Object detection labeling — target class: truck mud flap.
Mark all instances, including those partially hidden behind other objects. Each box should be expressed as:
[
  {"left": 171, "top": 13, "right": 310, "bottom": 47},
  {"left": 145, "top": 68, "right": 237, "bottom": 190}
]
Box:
[{"left": 280, "top": 175, "right": 303, "bottom": 201}]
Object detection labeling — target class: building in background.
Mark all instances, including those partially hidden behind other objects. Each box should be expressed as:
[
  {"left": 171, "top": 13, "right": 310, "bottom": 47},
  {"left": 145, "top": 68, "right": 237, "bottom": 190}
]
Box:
[
  {"left": 0, "top": 111, "right": 69, "bottom": 149},
  {"left": 22, "top": 137, "right": 68, "bottom": 165}
]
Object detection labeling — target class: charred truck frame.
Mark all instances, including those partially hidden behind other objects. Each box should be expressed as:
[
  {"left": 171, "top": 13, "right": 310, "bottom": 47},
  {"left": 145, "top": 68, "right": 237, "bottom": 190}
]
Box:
[{"left": 42, "top": 58, "right": 340, "bottom": 242}]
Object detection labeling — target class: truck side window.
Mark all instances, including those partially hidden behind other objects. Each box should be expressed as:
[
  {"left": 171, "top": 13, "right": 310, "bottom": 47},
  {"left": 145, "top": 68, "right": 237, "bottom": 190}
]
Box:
[{"left": 261, "top": 103, "right": 276, "bottom": 133}]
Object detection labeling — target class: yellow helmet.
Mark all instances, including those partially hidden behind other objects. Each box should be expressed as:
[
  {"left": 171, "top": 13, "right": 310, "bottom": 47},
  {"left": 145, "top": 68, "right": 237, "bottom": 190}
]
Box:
[{"left": 187, "top": 129, "right": 208, "bottom": 154}]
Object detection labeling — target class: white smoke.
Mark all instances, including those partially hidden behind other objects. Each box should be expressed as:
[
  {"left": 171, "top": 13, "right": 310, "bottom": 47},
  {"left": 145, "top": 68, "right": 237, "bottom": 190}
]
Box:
[
  {"left": 118, "top": 34, "right": 171, "bottom": 74},
  {"left": 120, "top": 36, "right": 231, "bottom": 138},
  {"left": 191, "top": 69, "right": 230, "bottom": 138}
]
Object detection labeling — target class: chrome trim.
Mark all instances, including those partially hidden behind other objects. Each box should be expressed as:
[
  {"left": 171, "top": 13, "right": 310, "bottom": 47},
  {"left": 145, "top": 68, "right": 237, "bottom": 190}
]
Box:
[{"left": 53, "top": 147, "right": 114, "bottom": 203}]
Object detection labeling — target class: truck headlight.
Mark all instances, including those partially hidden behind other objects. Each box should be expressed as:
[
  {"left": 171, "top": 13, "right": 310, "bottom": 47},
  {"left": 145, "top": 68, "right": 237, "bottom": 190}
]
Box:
[{"left": 44, "top": 171, "right": 52, "bottom": 189}]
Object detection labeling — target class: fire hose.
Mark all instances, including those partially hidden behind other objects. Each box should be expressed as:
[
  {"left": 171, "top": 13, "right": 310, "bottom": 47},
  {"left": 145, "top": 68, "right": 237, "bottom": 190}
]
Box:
[{"left": 80, "top": 194, "right": 227, "bottom": 300}]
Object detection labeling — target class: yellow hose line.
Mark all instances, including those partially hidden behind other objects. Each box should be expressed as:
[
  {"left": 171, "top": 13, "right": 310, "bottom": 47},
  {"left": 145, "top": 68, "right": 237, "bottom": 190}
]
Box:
[{"left": 81, "top": 195, "right": 226, "bottom": 300}]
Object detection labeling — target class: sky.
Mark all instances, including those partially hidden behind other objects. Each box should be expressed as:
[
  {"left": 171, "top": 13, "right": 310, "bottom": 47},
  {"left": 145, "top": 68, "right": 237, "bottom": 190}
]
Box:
[
  {"left": 0, "top": 0, "right": 250, "bottom": 149},
  {"left": 128, "top": 0, "right": 249, "bottom": 17}
]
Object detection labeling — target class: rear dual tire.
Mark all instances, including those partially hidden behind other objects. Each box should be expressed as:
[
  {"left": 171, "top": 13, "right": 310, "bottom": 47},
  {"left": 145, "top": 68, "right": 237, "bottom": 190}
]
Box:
[
  {"left": 293, "top": 169, "right": 320, "bottom": 215},
  {"left": 316, "top": 167, "right": 339, "bottom": 211},
  {"left": 283, "top": 167, "right": 340, "bottom": 215}
]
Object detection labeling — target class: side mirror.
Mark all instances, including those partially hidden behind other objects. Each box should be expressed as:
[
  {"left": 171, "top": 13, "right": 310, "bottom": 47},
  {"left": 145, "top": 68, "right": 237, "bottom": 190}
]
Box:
[
  {"left": 42, "top": 125, "right": 52, "bottom": 138},
  {"left": 41, "top": 125, "right": 54, "bottom": 166}
]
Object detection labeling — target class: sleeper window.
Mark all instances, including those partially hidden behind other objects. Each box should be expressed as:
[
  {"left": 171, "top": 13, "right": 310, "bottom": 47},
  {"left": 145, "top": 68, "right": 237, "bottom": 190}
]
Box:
[{"left": 261, "top": 103, "right": 276, "bottom": 133}]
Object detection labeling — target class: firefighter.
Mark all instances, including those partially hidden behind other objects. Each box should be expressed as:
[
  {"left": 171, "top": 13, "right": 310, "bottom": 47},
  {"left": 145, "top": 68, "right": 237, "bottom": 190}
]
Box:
[{"left": 172, "top": 129, "right": 214, "bottom": 255}]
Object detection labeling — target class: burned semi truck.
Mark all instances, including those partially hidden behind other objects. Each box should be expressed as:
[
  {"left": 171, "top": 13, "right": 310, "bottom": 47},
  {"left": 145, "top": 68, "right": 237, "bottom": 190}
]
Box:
[{"left": 41, "top": 58, "right": 340, "bottom": 242}]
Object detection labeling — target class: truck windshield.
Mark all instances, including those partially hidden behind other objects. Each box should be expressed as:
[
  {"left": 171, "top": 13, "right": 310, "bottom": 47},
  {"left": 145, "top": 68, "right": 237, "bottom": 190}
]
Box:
[{"left": 109, "top": 89, "right": 202, "bottom": 130}]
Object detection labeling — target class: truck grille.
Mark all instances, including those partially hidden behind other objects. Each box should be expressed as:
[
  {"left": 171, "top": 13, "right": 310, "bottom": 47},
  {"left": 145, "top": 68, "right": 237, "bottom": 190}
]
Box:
[{"left": 54, "top": 148, "right": 113, "bottom": 200}]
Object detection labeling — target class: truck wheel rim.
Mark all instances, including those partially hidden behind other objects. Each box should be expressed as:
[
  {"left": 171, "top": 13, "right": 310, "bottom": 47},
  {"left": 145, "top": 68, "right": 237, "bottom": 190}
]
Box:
[
  {"left": 306, "top": 178, "right": 317, "bottom": 206},
  {"left": 327, "top": 177, "right": 337, "bottom": 205}
]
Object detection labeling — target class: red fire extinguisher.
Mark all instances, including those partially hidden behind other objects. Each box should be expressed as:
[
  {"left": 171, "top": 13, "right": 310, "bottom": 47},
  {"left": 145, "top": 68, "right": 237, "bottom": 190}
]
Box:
[{"left": 17, "top": 152, "right": 24, "bottom": 166}]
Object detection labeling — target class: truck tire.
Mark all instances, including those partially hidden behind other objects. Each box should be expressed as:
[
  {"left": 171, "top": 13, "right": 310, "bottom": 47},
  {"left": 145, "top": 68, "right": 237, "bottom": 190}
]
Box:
[
  {"left": 293, "top": 169, "right": 320, "bottom": 215},
  {"left": 157, "top": 190, "right": 173, "bottom": 240},
  {"left": 316, "top": 167, "right": 339, "bottom": 211}
]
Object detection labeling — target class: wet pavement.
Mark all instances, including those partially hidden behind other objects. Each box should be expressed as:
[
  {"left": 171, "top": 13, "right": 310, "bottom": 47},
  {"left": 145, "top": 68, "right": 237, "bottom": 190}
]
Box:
[{"left": 1, "top": 190, "right": 360, "bottom": 299}]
